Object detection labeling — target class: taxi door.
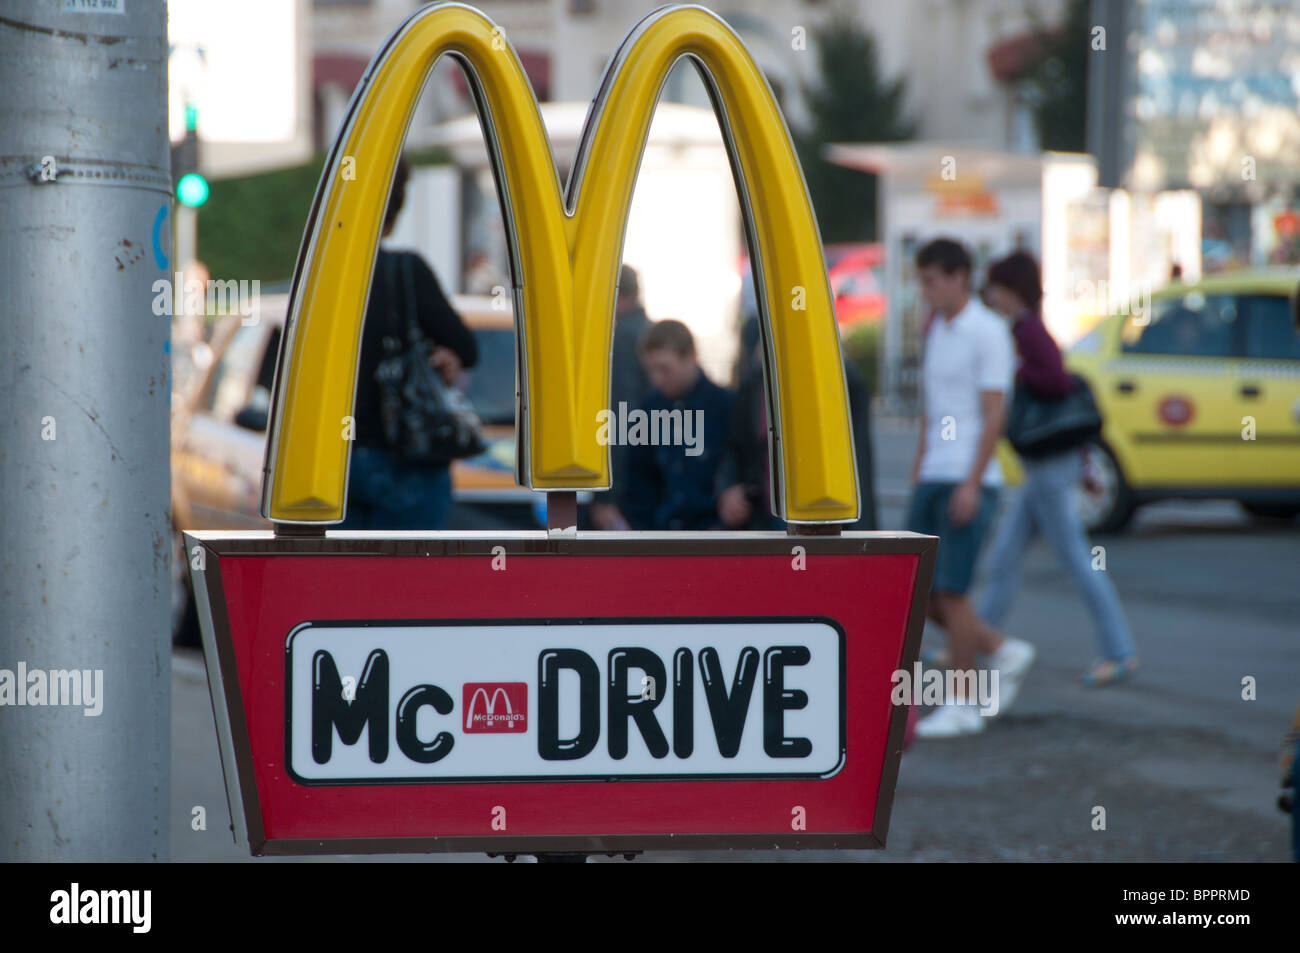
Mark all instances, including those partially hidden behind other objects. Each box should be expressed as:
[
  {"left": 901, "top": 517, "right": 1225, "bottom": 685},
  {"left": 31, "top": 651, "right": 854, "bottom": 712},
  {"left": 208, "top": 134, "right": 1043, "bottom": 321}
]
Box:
[
  {"left": 1235, "top": 293, "right": 1300, "bottom": 486},
  {"left": 1106, "top": 292, "right": 1248, "bottom": 487}
]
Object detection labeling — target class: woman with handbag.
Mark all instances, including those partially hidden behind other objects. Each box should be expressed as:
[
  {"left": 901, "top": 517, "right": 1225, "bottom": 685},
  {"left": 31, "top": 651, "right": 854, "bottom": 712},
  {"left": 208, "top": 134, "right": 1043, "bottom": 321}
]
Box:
[
  {"left": 340, "top": 156, "right": 480, "bottom": 531},
  {"left": 976, "top": 251, "right": 1139, "bottom": 687}
]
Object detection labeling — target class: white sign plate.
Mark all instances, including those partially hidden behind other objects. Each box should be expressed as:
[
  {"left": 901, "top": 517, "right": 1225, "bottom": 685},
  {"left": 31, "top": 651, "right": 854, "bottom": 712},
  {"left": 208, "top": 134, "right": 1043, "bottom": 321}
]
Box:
[{"left": 286, "top": 619, "right": 845, "bottom": 783}]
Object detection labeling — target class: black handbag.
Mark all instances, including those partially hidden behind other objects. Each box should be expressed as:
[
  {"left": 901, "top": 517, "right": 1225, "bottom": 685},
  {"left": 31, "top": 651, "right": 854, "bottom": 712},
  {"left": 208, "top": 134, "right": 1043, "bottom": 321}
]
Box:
[
  {"left": 374, "top": 253, "right": 486, "bottom": 465},
  {"left": 1006, "top": 373, "right": 1103, "bottom": 459}
]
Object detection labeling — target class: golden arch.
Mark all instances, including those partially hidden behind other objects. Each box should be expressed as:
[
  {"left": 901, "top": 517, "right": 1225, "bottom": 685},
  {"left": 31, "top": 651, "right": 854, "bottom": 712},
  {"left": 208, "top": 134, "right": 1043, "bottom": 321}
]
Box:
[{"left": 261, "top": 3, "right": 858, "bottom": 525}]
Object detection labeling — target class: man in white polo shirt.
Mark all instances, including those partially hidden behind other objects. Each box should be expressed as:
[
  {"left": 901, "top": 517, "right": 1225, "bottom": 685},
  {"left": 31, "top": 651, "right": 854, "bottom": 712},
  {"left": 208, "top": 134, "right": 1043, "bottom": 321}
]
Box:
[{"left": 906, "top": 238, "right": 1035, "bottom": 738}]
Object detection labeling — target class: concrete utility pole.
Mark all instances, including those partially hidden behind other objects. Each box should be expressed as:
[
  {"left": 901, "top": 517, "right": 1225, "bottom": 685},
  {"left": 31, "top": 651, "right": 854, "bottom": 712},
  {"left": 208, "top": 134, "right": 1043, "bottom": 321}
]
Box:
[{"left": 0, "top": 0, "right": 171, "bottom": 860}]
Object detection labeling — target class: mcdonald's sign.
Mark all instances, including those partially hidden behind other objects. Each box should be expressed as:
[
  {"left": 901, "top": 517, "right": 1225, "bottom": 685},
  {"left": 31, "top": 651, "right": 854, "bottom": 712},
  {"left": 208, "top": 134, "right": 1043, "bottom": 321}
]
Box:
[
  {"left": 187, "top": 3, "right": 936, "bottom": 857},
  {"left": 463, "top": 683, "right": 527, "bottom": 733}
]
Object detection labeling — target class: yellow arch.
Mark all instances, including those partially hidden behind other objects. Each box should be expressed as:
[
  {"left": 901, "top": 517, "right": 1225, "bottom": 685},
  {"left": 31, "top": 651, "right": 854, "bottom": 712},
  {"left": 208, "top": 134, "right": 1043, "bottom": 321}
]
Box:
[{"left": 261, "top": 2, "right": 857, "bottom": 525}]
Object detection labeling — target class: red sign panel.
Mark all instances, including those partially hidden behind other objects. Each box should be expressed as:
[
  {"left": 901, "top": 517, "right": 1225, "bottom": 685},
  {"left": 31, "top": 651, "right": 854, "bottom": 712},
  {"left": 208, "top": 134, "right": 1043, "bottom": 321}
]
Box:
[{"left": 189, "top": 533, "right": 934, "bottom": 855}]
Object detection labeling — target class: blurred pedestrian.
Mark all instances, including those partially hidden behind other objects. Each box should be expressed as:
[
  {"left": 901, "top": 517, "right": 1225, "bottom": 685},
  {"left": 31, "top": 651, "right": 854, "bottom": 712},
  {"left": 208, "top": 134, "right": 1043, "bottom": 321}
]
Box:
[
  {"left": 731, "top": 299, "right": 763, "bottom": 386},
  {"left": 592, "top": 264, "right": 652, "bottom": 531},
  {"left": 906, "top": 238, "right": 1035, "bottom": 739},
  {"left": 977, "top": 251, "right": 1139, "bottom": 687},
  {"left": 718, "top": 317, "right": 877, "bottom": 530},
  {"left": 717, "top": 320, "right": 780, "bottom": 531},
  {"left": 842, "top": 359, "right": 879, "bottom": 531},
  {"left": 619, "top": 320, "right": 731, "bottom": 531},
  {"left": 1283, "top": 700, "right": 1300, "bottom": 861},
  {"left": 340, "top": 156, "right": 479, "bottom": 531}
]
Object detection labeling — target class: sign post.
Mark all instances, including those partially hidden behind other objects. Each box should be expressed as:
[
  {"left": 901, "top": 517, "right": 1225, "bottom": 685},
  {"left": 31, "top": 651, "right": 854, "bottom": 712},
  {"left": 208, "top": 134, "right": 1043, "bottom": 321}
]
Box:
[{"left": 187, "top": 2, "right": 935, "bottom": 858}]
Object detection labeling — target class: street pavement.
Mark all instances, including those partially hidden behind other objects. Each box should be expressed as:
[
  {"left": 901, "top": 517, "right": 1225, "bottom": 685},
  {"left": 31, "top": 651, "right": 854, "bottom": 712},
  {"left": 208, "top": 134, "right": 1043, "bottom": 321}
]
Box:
[{"left": 171, "top": 415, "right": 1298, "bottom": 862}]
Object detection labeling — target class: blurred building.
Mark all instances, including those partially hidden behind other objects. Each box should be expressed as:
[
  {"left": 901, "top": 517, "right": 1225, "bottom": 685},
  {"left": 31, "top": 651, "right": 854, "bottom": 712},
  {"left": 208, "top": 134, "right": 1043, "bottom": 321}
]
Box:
[
  {"left": 1091, "top": 0, "right": 1300, "bottom": 269},
  {"left": 304, "top": 0, "right": 1083, "bottom": 399},
  {"left": 828, "top": 142, "right": 1201, "bottom": 411},
  {"left": 308, "top": 0, "right": 1069, "bottom": 154},
  {"left": 189, "top": 0, "right": 1300, "bottom": 274},
  {"left": 169, "top": 0, "right": 314, "bottom": 178}
]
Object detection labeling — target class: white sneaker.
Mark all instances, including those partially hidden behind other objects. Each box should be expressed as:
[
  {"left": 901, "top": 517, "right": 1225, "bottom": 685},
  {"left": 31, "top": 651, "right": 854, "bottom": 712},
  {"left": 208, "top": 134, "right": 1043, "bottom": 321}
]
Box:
[
  {"left": 914, "top": 701, "right": 985, "bottom": 739},
  {"left": 987, "top": 638, "right": 1036, "bottom": 716}
]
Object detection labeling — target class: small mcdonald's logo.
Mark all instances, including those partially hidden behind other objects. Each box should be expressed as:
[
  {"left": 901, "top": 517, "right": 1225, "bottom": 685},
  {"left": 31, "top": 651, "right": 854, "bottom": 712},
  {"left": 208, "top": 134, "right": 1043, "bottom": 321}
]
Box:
[{"left": 463, "top": 682, "right": 528, "bottom": 733}]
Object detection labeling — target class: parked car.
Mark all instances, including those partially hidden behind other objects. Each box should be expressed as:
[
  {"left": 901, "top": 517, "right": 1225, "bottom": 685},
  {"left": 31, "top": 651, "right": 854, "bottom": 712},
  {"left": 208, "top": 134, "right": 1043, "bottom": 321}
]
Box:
[
  {"left": 171, "top": 291, "right": 540, "bottom": 643},
  {"left": 738, "top": 242, "right": 886, "bottom": 330},
  {"left": 999, "top": 271, "right": 1300, "bottom": 532},
  {"left": 826, "top": 242, "right": 887, "bottom": 326}
]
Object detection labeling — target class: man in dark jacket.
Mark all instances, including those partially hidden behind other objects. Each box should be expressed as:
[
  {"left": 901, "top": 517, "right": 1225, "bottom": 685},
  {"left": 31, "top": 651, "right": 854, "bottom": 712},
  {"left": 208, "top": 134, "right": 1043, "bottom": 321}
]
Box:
[
  {"left": 591, "top": 264, "right": 651, "bottom": 530},
  {"left": 717, "top": 317, "right": 877, "bottom": 531},
  {"left": 618, "top": 320, "right": 732, "bottom": 531}
]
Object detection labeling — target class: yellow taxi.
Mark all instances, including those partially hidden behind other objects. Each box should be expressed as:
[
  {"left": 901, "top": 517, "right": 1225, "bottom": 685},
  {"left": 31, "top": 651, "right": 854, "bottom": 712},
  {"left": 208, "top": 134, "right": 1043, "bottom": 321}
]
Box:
[{"left": 1000, "top": 271, "right": 1300, "bottom": 532}]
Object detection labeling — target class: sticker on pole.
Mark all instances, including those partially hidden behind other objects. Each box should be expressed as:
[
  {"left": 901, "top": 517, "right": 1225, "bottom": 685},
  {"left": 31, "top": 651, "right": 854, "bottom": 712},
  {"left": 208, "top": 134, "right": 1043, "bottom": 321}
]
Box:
[{"left": 287, "top": 620, "right": 844, "bottom": 784}]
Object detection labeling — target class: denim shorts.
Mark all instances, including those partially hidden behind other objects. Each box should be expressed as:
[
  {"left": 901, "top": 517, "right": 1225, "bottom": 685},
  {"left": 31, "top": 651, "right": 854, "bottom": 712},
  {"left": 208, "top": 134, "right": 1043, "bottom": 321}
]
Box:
[{"left": 905, "top": 482, "right": 999, "bottom": 595}]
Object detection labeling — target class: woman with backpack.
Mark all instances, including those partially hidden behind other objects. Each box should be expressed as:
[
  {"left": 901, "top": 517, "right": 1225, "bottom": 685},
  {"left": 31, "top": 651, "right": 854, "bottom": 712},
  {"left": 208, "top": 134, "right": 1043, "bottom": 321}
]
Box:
[
  {"left": 975, "top": 251, "right": 1139, "bottom": 687},
  {"left": 340, "top": 156, "right": 479, "bottom": 531}
]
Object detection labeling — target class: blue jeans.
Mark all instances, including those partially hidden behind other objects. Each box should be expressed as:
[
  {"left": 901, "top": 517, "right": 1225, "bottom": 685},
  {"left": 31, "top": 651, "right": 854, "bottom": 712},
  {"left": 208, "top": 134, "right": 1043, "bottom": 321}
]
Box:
[
  {"left": 339, "top": 446, "right": 452, "bottom": 531},
  {"left": 978, "top": 449, "right": 1136, "bottom": 660}
]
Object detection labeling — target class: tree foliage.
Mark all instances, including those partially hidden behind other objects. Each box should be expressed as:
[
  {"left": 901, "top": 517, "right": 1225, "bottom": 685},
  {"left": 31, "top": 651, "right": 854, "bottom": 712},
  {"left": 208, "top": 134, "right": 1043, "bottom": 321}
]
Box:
[
  {"left": 1023, "top": 0, "right": 1090, "bottom": 152},
  {"left": 793, "top": 16, "right": 914, "bottom": 243},
  {"left": 198, "top": 147, "right": 450, "bottom": 284}
]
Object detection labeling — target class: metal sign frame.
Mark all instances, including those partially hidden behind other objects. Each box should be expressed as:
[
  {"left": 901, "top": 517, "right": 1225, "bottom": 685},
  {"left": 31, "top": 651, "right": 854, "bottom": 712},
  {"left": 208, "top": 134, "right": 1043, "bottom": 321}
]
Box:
[{"left": 187, "top": 531, "right": 936, "bottom": 856}]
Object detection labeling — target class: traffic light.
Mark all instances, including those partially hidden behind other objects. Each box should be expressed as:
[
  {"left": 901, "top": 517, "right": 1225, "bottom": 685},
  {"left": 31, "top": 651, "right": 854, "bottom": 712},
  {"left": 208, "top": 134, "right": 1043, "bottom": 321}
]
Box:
[
  {"left": 176, "top": 172, "right": 209, "bottom": 208},
  {"left": 171, "top": 105, "right": 208, "bottom": 207}
]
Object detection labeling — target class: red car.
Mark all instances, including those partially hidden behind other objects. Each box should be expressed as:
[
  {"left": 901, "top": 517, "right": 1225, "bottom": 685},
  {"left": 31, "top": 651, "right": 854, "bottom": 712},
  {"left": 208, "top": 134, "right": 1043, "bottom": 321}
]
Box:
[
  {"left": 739, "top": 242, "right": 885, "bottom": 328},
  {"left": 825, "top": 243, "right": 886, "bottom": 326}
]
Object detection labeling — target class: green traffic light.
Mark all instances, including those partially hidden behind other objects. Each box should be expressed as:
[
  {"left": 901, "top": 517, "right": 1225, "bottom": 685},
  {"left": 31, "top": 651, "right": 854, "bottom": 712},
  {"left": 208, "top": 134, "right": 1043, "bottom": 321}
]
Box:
[{"left": 176, "top": 172, "right": 209, "bottom": 208}]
